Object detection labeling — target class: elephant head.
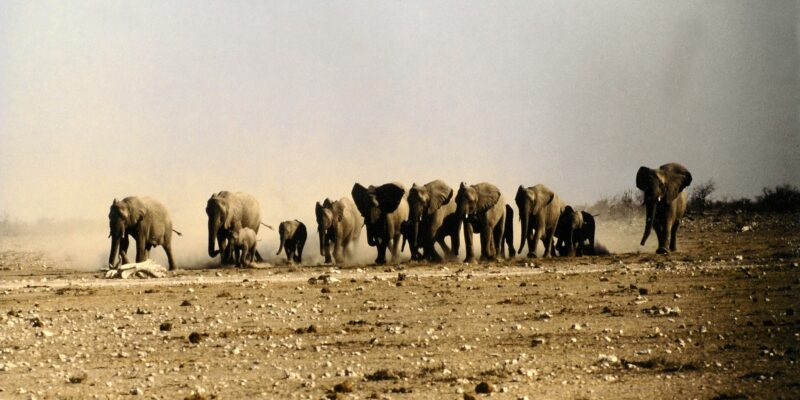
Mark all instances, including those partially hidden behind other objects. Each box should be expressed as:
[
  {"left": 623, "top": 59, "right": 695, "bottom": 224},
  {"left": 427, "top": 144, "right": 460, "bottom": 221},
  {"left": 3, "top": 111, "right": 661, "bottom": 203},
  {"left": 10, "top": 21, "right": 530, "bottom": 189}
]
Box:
[
  {"left": 636, "top": 163, "right": 692, "bottom": 246},
  {"left": 352, "top": 183, "right": 405, "bottom": 246},
  {"left": 108, "top": 198, "right": 145, "bottom": 268},
  {"left": 315, "top": 199, "right": 337, "bottom": 257},
  {"left": 206, "top": 193, "right": 233, "bottom": 257},
  {"left": 455, "top": 182, "right": 501, "bottom": 220},
  {"left": 407, "top": 180, "right": 453, "bottom": 254},
  {"left": 515, "top": 185, "right": 555, "bottom": 253}
]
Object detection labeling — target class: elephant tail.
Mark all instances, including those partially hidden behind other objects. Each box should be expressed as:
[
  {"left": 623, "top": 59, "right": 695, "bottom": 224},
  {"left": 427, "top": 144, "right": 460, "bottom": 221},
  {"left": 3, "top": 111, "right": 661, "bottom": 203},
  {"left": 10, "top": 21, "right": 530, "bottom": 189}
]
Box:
[
  {"left": 172, "top": 229, "right": 183, "bottom": 237},
  {"left": 260, "top": 222, "right": 274, "bottom": 230}
]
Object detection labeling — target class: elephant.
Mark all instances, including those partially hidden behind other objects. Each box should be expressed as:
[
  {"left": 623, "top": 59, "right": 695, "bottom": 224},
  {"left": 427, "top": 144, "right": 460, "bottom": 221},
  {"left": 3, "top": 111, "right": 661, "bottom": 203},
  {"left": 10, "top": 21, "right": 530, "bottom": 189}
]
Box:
[
  {"left": 553, "top": 206, "right": 596, "bottom": 257},
  {"left": 315, "top": 197, "right": 363, "bottom": 264},
  {"left": 406, "top": 180, "right": 461, "bottom": 262},
  {"left": 230, "top": 227, "right": 257, "bottom": 268},
  {"left": 455, "top": 182, "right": 511, "bottom": 262},
  {"left": 206, "top": 191, "right": 272, "bottom": 265},
  {"left": 636, "top": 163, "right": 692, "bottom": 254},
  {"left": 352, "top": 182, "right": 409, "bottom": 265},
  {"left": 108, "top": 196, "right": 180, "bottom": 270},
  {"left": 516, "top": 184, "right": 565, "bottom": 258},
  {"left": 276, "top": 220, "right": 307, "bottom": 264}
]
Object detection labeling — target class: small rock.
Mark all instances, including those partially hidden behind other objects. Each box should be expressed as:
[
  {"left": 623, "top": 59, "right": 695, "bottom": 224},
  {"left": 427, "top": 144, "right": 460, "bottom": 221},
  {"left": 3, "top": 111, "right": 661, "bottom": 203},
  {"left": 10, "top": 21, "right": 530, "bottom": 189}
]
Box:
[
  {"left": 475, "top": 382, "right": 494, "bottom": 394},
  {"left": 130, "top": 387, "right": 143, "bottom": 396},
  {"left": 333, "top": 380, "right": 353, "bottom": 393},
  {"left": 180, "top": 300, "right": 192, "bottom": 307},
  {"left": 531, "top": 337, "right": 546, "bottom": 347},
  {"left": 69, "top": 372, "right": 88, "bottom": 384},
  {"left": 188, "top": 332, "right": 203, "bottom": 344},
  {"left": 464, "top": 394, "right": 477, "bottom": 400},
  {"left": 159, "top": 322, "right": 172, "bottom": 332},
  {"left": 638, "top": 288, "right": 648, "bottom": 295}
]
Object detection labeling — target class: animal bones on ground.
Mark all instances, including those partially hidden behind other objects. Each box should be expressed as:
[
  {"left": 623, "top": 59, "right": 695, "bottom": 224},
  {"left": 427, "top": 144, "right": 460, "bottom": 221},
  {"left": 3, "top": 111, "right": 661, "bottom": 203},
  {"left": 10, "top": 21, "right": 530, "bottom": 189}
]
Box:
[{"left": 104, "top": 260, "right": 167, "bottom": 279}]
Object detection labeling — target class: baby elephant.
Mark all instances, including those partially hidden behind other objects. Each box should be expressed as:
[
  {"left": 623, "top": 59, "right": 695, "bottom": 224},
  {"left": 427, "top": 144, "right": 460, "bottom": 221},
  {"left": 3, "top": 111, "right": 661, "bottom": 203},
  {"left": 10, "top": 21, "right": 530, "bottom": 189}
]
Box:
[
  {"left": 276, "top": 220, "right": 307, "bottom": 264},
  {"left": 231, "top": 227, "right": 258, "bottom": 268},
  {"left": 554, "top": 206, "right": 596, "bottom": 257}
]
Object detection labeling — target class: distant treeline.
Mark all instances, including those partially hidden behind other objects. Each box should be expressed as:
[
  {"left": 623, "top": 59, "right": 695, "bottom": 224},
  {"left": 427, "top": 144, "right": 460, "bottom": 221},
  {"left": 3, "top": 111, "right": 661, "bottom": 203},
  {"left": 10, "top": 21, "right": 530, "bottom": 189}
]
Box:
[
  {"left": 585, "top": 183, "right": 800, "bottom": 219},
  {"left": 0, "top": 215, "right": 101, "bottom": 236}
]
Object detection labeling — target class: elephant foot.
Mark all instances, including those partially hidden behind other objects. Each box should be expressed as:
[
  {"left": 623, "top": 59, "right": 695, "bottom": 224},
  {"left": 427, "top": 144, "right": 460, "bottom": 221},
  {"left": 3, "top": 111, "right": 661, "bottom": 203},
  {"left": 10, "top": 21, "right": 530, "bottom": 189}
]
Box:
[
  {"left": 526, "top": 252, "right": 538, "bottom": 258},
  {"left": 464, "top": 256, "right": 476, "bottom": 264},
  {"left": 656, "top": 247, "right": 668, "bottom": 255}
]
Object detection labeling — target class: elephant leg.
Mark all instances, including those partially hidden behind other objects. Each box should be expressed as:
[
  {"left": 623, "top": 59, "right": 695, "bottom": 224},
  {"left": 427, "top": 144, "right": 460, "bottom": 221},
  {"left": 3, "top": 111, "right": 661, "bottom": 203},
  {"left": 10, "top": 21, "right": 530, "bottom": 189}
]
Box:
[
  {"left": 164, "top": 243, "right": 177, "bottom": 271},
  {"left": 390, "top": 235, "right": 401, "bottom": 263},
  {"left": 254, "top": 249, "right": 264, "bottom": 263},
  {"left": 542, "top": 228, "right": 556, "bottom": 258},
  {"left": 529, "top": 228, "right": 541, "bottom": 258},
  {"left": 566, "top": 230, "right": 576, "bottom": 257},
  {"left": 375, "top": 242, "right": 388, "bottom": 265},
  {"left": 669, "top": 219, "right": 680, "bottom": 252},
  {"left": 135, "top": 235, "right": 147, "bottom": 263},
  {"left": 493, "top": 220, "right": 503, "bottom": 260},
  {"left": 655, "top": 216, "right": 669, "bottom": 254},
  {"left": 463, "top": 222, "right": 475, "bottom": 263}
]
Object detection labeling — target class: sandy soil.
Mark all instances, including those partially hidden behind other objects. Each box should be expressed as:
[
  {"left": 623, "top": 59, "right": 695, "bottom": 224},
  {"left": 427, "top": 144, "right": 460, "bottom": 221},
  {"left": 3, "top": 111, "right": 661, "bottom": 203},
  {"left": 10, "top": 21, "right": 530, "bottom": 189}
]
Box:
[{"left": 0, "top": 212, "right": 798, "bottom": 399}]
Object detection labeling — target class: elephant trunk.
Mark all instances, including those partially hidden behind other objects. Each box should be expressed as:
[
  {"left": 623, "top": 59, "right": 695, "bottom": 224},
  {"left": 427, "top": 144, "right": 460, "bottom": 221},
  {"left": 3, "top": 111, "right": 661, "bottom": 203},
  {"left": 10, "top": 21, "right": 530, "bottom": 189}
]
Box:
[
  {"left": 366, "top": 224, "right": 377, "bottom": 246},
  {"left": 108, "top": 234, "right": 121, "bottom": 269},
  {"left": 276, "top": 234, "right": 285, "bottom": 256},
  {"left": 208, "top": 220, "right": 221, "bottom": 257},
  {"left": 518, "top": 204, "right": 530, "bottom": 253},
  {"left": 640, "top": 200, "right": 656, "bottom": 246}
]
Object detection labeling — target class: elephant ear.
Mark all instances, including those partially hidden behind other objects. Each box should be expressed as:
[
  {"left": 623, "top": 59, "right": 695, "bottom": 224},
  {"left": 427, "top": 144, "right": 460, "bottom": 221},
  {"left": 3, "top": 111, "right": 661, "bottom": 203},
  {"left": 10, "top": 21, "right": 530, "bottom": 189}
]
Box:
[
  {"left": 515, "top": 185, "right": 529, "bottom": 206},
  {"left": 351, "top": 183, "right": 373, "bottom": 217},
  {"left": 660, "top": 163, "right": 693, "bottom": 201},
  {"left": 532, "top": 185, "right": 555, "bottom": 215},
  {"left": 322, "top": 198, "right": 333, "bottom": 208},
  {"left": 473, "top": 183, "right": 501, "bottom": 214},
  {"left": 426, "top": 180, "right": 453, "bottom": 215},
  {"left": 375, "top": 183, "right": 405, "bottom": 214},
  {"left": 636, "top": 166, "right": 657, "bottom": 191}
]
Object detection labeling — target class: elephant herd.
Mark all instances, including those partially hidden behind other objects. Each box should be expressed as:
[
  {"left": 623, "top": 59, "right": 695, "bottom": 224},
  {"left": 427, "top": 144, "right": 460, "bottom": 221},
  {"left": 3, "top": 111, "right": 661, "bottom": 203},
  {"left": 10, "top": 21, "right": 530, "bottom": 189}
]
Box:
[{"left": 107, "top": 163, "right": 692, "bottom": 270}]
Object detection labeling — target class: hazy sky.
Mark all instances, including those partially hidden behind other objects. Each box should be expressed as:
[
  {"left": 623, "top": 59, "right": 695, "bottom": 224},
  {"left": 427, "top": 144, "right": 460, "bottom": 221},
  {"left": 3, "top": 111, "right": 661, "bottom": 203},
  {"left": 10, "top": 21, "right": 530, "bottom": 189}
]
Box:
[{"left": 1, "top": 0, "right": 798, "bottom": 227}]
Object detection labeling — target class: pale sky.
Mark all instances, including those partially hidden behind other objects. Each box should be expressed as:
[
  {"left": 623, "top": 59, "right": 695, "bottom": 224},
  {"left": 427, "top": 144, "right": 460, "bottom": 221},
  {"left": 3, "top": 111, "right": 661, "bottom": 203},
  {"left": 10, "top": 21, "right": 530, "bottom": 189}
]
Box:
[{"left": 1, "top": 0, "right": 798, "bottom": 228}]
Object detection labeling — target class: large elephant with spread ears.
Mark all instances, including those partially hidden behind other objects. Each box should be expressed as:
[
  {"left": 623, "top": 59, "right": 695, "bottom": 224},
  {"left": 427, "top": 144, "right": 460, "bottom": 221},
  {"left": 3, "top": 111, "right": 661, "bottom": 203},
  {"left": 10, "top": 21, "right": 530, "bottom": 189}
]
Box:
[
  {"left": 316, "top": 198, "right": 363, "bottom": 264},
  {"left": 206, "top": 191, "right": 271, "bottom": 265},
  {"left": 516, "top": 184, "right": 565, "bottom": 258},
  {"left": 636, "top": 163, "right": 692, "bottom": 254},
  {"left": 108, "top": 196, "right": 180, "bottom": 270},
  {"left": 407, "top": 180, "right": 460, "bottom": 262},
  {"left": 352, "top": 182, "right": 409, "bottom": 265},
  {"left": 455, "top": 182, "right": 510, "bottom": 263}
]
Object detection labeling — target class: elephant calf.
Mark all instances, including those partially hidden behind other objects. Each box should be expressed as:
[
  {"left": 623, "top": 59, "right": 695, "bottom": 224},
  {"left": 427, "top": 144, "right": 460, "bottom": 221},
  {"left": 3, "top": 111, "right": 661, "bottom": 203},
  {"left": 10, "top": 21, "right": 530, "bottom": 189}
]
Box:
[
  {"left": 276, "top": 220, "right": 307, "bottom": 264},
  {"left": 553, "top": 206, "right": 595, "bottom": 257},
  {"left": 231, "top": 227, "right": 258, "bottom": 268}
]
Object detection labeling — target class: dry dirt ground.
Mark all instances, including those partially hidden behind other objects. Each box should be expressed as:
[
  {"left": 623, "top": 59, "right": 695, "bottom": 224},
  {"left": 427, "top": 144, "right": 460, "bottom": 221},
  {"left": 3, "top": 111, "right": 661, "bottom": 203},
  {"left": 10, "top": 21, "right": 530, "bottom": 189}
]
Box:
[{"left": 0, "top": 212, "right": 798, "bottom": 400}]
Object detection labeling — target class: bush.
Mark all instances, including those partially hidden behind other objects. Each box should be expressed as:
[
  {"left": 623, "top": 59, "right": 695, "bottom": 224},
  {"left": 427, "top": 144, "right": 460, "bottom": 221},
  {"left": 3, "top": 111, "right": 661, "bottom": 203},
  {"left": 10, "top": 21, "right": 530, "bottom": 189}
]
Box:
[
  {"left": 587, "top": 189, "right": 644, "bottom": 220},
  {"left": 755, "top": 184, "right": 800, "bottom": 212},
  {"left": 689, "top": 179, "right": 716, "bottom": 211}
]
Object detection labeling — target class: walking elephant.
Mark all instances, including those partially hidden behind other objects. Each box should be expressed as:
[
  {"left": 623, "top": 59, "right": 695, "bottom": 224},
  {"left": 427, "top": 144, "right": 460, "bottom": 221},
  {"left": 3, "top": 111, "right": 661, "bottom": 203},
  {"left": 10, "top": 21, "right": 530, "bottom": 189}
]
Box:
[
  {"left": 276, "top": 220, "right": 307, "bottom": 264},
  {"left": 108, "top": 196, "right": 180, "bottom": 270},
  {"left": 553, "top": 206, "right": 595, "bottom": 257},
  {"left": 206, "top": 191, "right": 271, "bottom": 265},
  {"left": 407, "top": 180, "right": 460, "bottom": 262},
  {"left": 352, "top": 182, "right": 409, "bottom": 265},
  {"left": 316, "top": 197, "right": 363, "bottom": 264},
  {"left": 516, "top": 184, "right": 565, "bottom": 258},
  {"left": 636, "top": 163, "right": 692, "bottom": 254},
  {"left": 231, "top": 227, "right": 257, "bottom": 268},
  {"left": 455, "top": 182, "right": 509, "bottom": 263}
]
